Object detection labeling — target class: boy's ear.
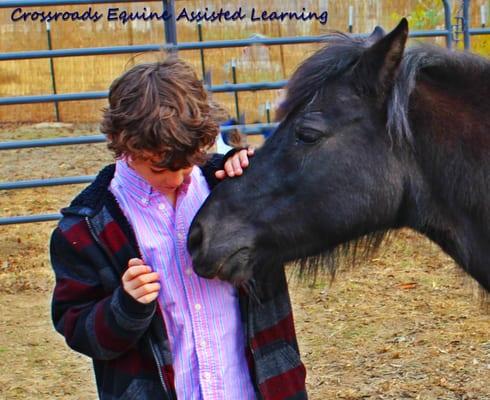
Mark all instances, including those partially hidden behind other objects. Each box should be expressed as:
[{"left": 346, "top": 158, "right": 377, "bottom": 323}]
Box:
[{"left": 355, "top": 18, "right": 409, "bottom": 96}]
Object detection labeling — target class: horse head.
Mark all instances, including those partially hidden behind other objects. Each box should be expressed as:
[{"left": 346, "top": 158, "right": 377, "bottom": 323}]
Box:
[{"left": 188, "top": 19, "right": 490, "bottom": 293}]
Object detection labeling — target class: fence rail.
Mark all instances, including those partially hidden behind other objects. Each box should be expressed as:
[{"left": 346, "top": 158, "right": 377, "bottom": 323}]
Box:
[
  {"left": 0, "top": 81, "right": 289, "bottom": 106},
  {"left": 0, "top": 123, "right": 279, "bottom": 151},
  {"left": 1, "top": 0, "right": 489, "bottom": 225},
  {"left": 0, "top": 29, "right": 461, "bottom": 62}
]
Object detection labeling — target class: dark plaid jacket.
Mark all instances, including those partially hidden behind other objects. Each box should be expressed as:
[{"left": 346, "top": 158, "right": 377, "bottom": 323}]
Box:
[{"left": 50, "top": 155, "right": 307, "bottom": 400}]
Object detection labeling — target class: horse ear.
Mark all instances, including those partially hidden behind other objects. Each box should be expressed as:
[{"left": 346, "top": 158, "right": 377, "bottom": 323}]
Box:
[
  {"left": 355, "top": 18, "right": 409, "bottom": 96},
  {"left": 365, "top": 26, "right": 386, "bottom": 46}
]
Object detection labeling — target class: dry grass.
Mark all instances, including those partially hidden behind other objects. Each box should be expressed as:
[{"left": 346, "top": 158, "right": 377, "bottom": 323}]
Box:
[
  {"left": 290, "top": 230, "right": 490, "bottom": 399},
  {"left": 0, "top": 123, "right": 489, "bottom": 399}
]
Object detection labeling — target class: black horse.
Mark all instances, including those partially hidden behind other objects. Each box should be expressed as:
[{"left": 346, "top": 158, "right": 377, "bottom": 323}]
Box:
[{"left": 188, "top": 19, "right": 490, "bottom": 295}]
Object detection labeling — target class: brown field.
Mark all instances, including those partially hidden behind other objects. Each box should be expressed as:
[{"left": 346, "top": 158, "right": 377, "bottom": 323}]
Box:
[{"left": 0, "top": 123, "right": 489, "bottom": 399}]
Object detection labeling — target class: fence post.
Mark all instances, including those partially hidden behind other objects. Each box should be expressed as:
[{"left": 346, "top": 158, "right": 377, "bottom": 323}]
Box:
[
  {"left": 162, "top": 0, "right": 177, "bottom": 51},
  {"left": 462, "top": 0, "right": 470, "bottom": 50},
  {"left": 197, "top": 22, "right": 206, "bottom": 79},
  {"left": 231, "top": 59, "right": 240, "bottom": 120},
  {"left": 45, "top": 21, "right": 60, "bottom": 121},
  {"left": 442, "top": 0, "right": 453, "bottom": 49},
  {"left": 348, "top": 6, "right": 354, "bottom": 33}
]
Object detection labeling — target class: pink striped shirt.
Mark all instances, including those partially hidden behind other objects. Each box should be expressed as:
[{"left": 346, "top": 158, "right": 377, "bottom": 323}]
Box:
[{"left": 109, "top": 159, "right": 255, "bottom": 400}]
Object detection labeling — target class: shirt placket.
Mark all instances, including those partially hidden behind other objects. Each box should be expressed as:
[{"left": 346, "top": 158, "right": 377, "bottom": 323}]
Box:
[
  {"left": 156, "top": 195, "right": 200, "bottom": 399},
  {"left": 175, "top": 195, "right": 222, "bottom": 399}
]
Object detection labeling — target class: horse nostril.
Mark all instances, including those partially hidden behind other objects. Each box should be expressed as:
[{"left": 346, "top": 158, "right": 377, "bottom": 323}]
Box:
[{"left": 187, "top": 222, "right": 203, "bottom": 256}]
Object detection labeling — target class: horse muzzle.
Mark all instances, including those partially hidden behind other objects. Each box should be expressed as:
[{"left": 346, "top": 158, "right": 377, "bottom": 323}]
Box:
[{"left": 188, "top": 220, "right": 255, "bottom": 284}]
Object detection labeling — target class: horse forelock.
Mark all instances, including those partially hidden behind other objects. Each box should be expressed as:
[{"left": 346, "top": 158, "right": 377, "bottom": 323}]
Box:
[{"left": 276, "top": 33, "right": 365, "bottom": 121}]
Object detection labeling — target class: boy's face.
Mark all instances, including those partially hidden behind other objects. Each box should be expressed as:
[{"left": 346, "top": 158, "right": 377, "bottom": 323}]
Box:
[{"left": 127, "top": 152, "right": 193, "bottom": 195}]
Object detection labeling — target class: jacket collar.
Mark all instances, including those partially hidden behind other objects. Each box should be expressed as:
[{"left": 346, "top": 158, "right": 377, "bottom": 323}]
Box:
[{"left": 61, "top": 164, "right": 116, "bottom": 217}]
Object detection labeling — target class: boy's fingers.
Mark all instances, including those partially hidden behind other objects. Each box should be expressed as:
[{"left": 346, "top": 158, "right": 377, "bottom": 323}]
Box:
[
  {"left": 128, "top": 258, "right": 144, "bottom": 267},
  {"left": 224, "top": 160, "right": 235, "bottom": 177},
  {"left": 137, "top": 291, "right": 160, "bottom": 304},
  {"left": 231, "top": 155, "right": 242, "bottom": 175},
  {"left": 122, "top": 264, "right": 151, "bottom": 282},
  {"left": 215, "top": 170, "right": 226, "bottom": 180},
  {"left": 125, "top": 272, "right": 160, "bottom": 290},
  {"left": 239, "top": 149, "right": 249, "bottom": 168},
  {"left": 133, "top": 282, "right": 161, "bottom": 300},
  {"left": 247, "top": 146, "right": 255, "bottom": 155}
]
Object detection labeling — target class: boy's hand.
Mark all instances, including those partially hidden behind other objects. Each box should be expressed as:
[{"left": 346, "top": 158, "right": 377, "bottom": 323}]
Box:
[
  {"left": 122, "top": 258, "right": 160, "bottom": 304},
  {"left": 215, "top": 147, "right": 255, "bottom": 180}
]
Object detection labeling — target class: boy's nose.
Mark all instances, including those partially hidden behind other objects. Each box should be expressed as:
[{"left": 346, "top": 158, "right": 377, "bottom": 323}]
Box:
[
  {"left": 176, "top": 168, "right": 193, "bottom": 186},
  {"left": 168, "top": 168, "right": 188, "bottom": 184},
  {"left": 169, "top": 172, "right": 184, "bottom": 186}
]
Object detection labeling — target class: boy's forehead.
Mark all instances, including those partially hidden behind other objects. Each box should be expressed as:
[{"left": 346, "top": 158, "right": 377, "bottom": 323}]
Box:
[
  {"left": 145, "top": 151, "right": 163, "bottom": 160},
  {"left": 148, "top": 155, "right": 165, "bottom": 165},
  {"left": 135, "top": 151, "right": 167, "bottom": 165}
]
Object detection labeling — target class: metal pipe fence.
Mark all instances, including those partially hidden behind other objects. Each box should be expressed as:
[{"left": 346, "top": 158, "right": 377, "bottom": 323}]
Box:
[{"left": 1, "top": 0, "right": 489, "bottom": 225}]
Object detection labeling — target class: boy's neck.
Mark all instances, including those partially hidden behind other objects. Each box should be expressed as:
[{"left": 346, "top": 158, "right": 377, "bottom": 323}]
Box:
[{"left": 163, "top": 190, "right": 177, "bottom": 209}]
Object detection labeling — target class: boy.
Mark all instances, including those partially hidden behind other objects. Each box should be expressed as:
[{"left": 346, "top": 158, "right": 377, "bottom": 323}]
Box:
[{"left": 50, "top": 57, "right": 306, "bottom": 399}]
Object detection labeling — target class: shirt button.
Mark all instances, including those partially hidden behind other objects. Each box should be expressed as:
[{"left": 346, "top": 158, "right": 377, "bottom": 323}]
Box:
[
  {"left": 177, "top": 232, "right": 184, "bottom": 240},
  {"left": 199, "top": 340, "right": 207, "bottom": 348},
  {"left": 185, "top": 268, "right": 193, "bottom": 276},
  {"left": 203, "top": 372, "right": 211, "bottom": 381},
  {"left": 194, "top": 303, "right": 201, "bottom": 311},
  {"left": 158, "top": 204, "right": 165, "bottom": 210}
]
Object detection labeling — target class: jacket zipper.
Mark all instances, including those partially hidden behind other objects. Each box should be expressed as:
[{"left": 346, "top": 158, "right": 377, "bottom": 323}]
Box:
[
  {"left": 84, "top": 216, "right": 174, "bottom": 399},
  {"left": 148, "top": 336, "right": 175, "bottom": 400}
]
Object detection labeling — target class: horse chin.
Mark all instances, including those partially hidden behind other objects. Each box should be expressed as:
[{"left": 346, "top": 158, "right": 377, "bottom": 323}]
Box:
[
  {"left": 217, "top": 267, "right": 253, "bottom": 287},
  {"left": 215, "top": 247, "right": 253, "bottom": 286}
]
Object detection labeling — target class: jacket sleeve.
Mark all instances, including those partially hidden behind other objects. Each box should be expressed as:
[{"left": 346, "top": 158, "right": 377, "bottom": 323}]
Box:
[
  {"left": 50, "top": 221, "right": 156, "bottom": 360},
  {"left": 200, "top": 148, "right": 243, "bottom": 190}
]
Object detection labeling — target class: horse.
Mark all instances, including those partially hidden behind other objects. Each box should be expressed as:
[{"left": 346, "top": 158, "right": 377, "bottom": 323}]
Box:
[{"left": 187, "top": 19, "right": 490, "bottom": 297}]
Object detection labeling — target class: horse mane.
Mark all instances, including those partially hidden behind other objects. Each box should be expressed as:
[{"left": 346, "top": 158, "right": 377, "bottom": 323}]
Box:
[
  {"left": 290, "top": 230, "right": 388, "bottom": 285},
  {"left": 278, "top": 33, "right": 490, "bottom": 147},
  {"left": 388, "top": 44, "right": 490, "bottom": 145}
]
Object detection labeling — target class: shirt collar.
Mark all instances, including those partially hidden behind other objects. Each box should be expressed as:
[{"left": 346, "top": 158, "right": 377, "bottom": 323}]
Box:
[
  {"left": 179, "top": 172, "right": 192, "bottom": 196},
  {"left": 113, "top": 158, "right": 154, "bottom": 206},
  {"left": 113, "top": 158, "right": 194, "bottom": 206}
]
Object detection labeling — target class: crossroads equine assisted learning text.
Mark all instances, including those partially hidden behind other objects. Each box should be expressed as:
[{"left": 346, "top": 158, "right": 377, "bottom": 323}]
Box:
[{"left": 10, "top": 6, "right": 329, "bottom": 25}]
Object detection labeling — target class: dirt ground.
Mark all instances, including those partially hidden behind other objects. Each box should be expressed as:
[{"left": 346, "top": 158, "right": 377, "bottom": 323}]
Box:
[{"left": 0, "top": 123, "right": 489, "bottom": 399}]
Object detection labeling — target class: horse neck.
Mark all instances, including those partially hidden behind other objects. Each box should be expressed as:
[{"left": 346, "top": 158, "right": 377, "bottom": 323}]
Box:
[{"left": 404, "top": 75, "right": 490, "bottom": 291}]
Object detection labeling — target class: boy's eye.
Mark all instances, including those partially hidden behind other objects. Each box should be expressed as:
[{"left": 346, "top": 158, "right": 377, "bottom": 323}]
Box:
[{"left": 150, "top": 167, "right": 166, "bottom": 173}]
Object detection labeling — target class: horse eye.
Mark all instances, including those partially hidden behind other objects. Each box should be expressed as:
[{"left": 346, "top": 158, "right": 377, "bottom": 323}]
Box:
[
  {"left": 294, "top": 112, "right": 327, "bottom": 144},
  {"left": 295, "top": 128, "right": 323, "bottom": 144}
]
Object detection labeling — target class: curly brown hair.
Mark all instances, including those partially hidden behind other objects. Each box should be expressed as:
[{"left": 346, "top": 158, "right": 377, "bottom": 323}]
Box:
[{"left": 100, "top": 57, "right": 228, "bottom": 170}]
